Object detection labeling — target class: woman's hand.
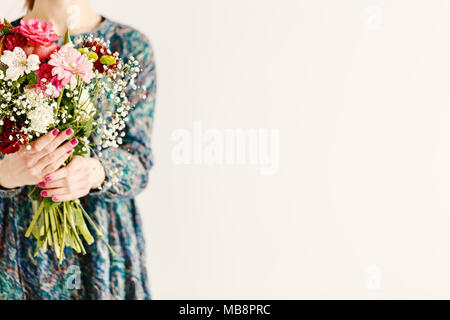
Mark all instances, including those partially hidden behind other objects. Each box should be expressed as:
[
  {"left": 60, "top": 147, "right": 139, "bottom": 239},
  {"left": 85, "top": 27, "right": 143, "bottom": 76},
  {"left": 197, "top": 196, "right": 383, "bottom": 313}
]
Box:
[
  {"left": 39, "top": 155, "right": 106, "bottom": 202},
  {"left": 0, "top": 128, "right": 78, "bottom": 189}
]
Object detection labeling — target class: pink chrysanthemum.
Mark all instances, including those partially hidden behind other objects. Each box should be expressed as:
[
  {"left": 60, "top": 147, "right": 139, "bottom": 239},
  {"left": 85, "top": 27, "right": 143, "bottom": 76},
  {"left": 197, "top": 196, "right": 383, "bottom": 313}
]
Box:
[{"left": 48, "top": 44, "right": 94, "bottom": 90}]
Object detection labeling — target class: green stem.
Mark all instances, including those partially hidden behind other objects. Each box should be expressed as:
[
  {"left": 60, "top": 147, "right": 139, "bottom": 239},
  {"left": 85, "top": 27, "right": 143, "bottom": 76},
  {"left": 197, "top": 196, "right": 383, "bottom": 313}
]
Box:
[
  {"left": 59, "top": 206, "right": 67, "bottom": 264},
  {"left": 65, "top": 203, "right": 86, "bottom": 255},
  {"left": 56, "top": 88, "right": 64, "bottom": 116},
  {"left": 78, "top": 203, "right": 115, "bottom": 256},
  {"left": 25, "top": 201, "right": 45, "bottom": 238}
]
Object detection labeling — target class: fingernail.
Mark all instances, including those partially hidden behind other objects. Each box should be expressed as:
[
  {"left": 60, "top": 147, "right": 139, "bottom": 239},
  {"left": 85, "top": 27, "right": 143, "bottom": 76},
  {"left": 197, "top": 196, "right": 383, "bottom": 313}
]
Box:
[
  {"left": 38, "top": 182, "right": 45, "bottom": 188},
  {"left": 52, "top": 197, "right": 59, "bottom": 201},
  {"left": 70, "top": 138, "right": 78, "bottom": 146},
  {"left": 41, "top": 191, "right": 48, "bottom": 197},
  {"left": 45, "top": 177, "right": 52, "bottom": 182},
  {"left": 67, "top": 149, "right": 74, "bottom": 155},
  {"left": 66, "top": 128, "right": 74, "bottom": 136},
  {"left": 52, "top": 129, "right": 59, "bottom": 136}
]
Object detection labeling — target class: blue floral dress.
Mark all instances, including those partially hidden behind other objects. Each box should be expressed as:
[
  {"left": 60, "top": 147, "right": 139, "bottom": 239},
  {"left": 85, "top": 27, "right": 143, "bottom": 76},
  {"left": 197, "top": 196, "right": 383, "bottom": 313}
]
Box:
[{"left": 0, "top": 17, "right": 156, "bottom": 300}]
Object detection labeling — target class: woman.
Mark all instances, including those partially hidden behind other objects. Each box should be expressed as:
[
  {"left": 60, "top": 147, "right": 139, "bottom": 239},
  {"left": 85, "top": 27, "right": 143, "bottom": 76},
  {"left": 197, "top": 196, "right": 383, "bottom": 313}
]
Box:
[{"left": 0, "top": 0, "right": 156, "bottom": 299}]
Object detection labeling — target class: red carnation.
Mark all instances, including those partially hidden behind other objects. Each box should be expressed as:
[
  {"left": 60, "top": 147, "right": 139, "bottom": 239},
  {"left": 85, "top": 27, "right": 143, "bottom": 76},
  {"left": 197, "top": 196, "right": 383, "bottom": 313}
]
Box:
[
  {"left": 2, "top": 32, "right": 28, "bottom": 52},
  {"left": 35, "top": 63, "right": 64, "bottom": 97},
  {"left": 0, "top": 118, "right": 28, "bottom": 155}
]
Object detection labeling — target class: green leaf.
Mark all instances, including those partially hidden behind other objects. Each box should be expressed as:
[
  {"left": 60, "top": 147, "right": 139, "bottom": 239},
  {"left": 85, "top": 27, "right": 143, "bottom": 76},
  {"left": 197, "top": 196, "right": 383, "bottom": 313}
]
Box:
[
  {"left": 28, "top": 186, "right": 41, "bottom": 201},
  {"left": 2, "top": 19, "right": 12, "bottom": 35},
  {"left": 83, "top": 117, "right": 94, "bottom": 137},
  {"left": 17, "top": 75, "right": 26, "bottom": 85},
  {"left": 43, "top": 197, "right": 60, "bottom": 211},
  {"left": 78, "top": 48, "right": 99, "bottom": 62},
  {"left": 64, "top": 30, "right": 71, "bottom": 45},
  {"left": 100, "top": 55, "right": 116, "bottom": 66},
  {"left": 2, "top": 27, "right": 11, "bottom": 35},
  {"left": 27, "top": 71, "right": 38, "bottom": 85}
]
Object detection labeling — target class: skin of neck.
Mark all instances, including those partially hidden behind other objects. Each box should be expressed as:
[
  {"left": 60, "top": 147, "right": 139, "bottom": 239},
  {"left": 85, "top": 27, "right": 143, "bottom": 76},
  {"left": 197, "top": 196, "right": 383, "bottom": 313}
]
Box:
[{"left": 24, "top": 0, "right": 102, "bottom": 36}]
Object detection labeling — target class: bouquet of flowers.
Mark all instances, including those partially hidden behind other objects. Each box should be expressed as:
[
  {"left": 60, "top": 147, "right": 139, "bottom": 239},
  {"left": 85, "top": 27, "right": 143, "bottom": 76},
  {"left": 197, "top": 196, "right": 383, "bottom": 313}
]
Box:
[{"left": 0, "top": 18, "right": 145, "bottom": 264}]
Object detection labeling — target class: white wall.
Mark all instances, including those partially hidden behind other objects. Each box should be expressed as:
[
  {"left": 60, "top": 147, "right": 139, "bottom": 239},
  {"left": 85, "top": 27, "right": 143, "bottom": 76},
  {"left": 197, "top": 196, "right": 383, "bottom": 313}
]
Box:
[{"left": 5, "top": 0, "right": 450, "bottom": 299}]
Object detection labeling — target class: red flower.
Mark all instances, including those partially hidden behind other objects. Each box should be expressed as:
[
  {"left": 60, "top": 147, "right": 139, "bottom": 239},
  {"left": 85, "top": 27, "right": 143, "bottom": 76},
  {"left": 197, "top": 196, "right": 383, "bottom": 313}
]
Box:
[
  {"left": 0, "top": 22, "right": 12, "bottom": 32},
  {"left": 35, "top": 63, "right": 64, "bottom": 97},
  {"left": 85, "top": 41, "right": 119, "bottom": 75},
  {"left": 0, "top": 31, "right": 58, "bottom": 61},
  {"left": 2, "top": 32, "right": 28, "bottom": 53},
  {"left": 0, "top": 118, "right": 28, "bottom": 155}
]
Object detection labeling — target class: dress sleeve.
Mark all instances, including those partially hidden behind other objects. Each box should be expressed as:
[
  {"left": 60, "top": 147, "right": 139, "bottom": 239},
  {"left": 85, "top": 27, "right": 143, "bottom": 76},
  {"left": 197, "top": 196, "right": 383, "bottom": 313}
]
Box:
[
  {"left": 89, "top": 33, "right": 156, "bottom": 202},
  {"left": 0, "top": 154, "right": 25, "bottom": 198},
  {"left": 0, "top": 185, "right": 25, "bottom": 198}
]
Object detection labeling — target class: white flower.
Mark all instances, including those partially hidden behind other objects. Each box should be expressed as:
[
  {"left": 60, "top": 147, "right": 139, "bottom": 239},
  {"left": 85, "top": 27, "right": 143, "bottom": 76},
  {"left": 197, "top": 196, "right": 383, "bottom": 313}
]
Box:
[
  {"left": 28, "top": 104, "right": 54, "bottom": 133},
  {"left": 0, "top": 47, "right": 40, "bottom": 81},
  {"left": 77, "top": 89, "right": 96, "bottom": 121},
  {"left": 24, "top": 88, "right": 55, "bottom": 133}
]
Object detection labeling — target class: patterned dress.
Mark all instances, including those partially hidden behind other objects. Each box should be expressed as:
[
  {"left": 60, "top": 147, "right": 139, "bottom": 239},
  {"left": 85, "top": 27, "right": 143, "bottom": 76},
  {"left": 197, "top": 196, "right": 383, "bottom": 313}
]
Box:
[{"left": 0, "top": 17, "right": 156, "bottom": 299}]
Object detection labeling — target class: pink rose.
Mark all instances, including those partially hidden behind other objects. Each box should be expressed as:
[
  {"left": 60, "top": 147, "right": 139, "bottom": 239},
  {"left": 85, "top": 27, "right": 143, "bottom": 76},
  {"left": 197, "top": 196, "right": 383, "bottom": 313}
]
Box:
[
  {"left": 22, "top": 42, "right": 59, "bottom": 61},
  {"left": 15, "top": 18, "right": 59, "bottom": 46}
]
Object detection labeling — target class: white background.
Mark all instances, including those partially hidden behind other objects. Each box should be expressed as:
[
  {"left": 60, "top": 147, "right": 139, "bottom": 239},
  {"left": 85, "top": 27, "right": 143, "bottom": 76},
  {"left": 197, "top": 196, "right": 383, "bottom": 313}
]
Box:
[{"left": 4, "top": 0, "right": 450, "bottom": 299}]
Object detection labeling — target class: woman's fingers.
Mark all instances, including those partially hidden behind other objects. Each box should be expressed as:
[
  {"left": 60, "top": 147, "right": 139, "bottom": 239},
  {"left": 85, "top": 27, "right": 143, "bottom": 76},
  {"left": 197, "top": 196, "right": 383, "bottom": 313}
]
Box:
[
  {"left": 42, "top": 155, "right": 82, "bottom": 183},
  {"left": 41, "top": 128, "right": 75, "bottom": 156},
  {"left": 40, "top": 149, "right": 74, "bottom": 178},
  {"left": 40, "top": 187, "right": 70, "bottom": 199},
  {"left": 26, "top": 128, "right": 75, "bottom": 168},
  {"left": 49, "top": 192, "right": 86, "bottom": 202},
  {"left": 38, "top": 156, "right": 92, "bottom": 202},
  {"left": 28, "top": 129, "right": 61, "bottom": 154},
  {"left": 40, "top": 187, "right": 84, "bottom": 202},
  {"left": 40, "top": 178, "right": 87, "bottom": 202},
  {"left": 39, "top": 165, "right": 81, "bottom": 189},
  {"left": 35, "top": 138, "right": 78, "bottom": 171},
  {"left": 42, "top": 166, "right": 69, "bottom": 184}
]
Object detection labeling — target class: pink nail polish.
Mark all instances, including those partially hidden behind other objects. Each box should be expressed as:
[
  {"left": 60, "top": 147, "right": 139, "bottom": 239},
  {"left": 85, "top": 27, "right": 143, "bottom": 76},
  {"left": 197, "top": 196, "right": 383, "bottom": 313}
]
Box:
[
  {"left": 38, "top": 182, "right": 46, "bottom": 188},
  {"left": 67, "top": 149, "right": 74, "bottom": 155},
  {"left": 66, "top": 128, "right": 74, "bottom": 136},
  {"left": 41, "top": 191, "right": 48, "bottom": 197},
  {"left": 45, "top": 177, "right": 52, "bottom": 182},
  {"left": 70, "top": 138, "right": 78, "bottom": 146},
  {"left": 52, "top": 129, "right": 59, "bottom": 136},
  {"left": 52, "top": 197, "right": 59, "bottom": 201}
]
